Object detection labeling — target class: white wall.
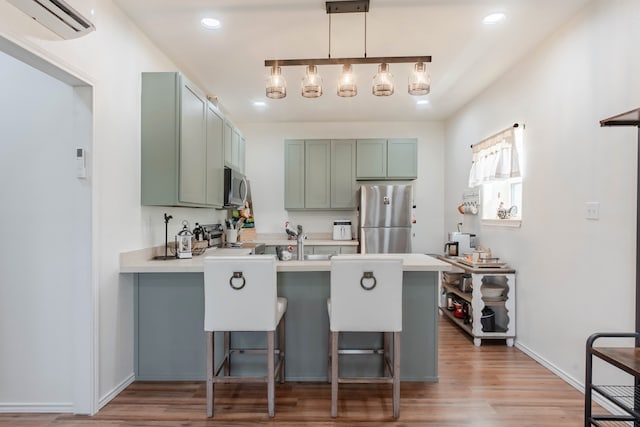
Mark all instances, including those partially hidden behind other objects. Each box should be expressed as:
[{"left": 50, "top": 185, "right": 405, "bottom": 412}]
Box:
[
  {"left": 240, "top": 121, "right": 445, "bottom": 254},
  {"left": 444, "top": 0, "right": 640, "bottom": 387},
  {"left": 0, "top": 0, "right": 226, "bottom": 413}
]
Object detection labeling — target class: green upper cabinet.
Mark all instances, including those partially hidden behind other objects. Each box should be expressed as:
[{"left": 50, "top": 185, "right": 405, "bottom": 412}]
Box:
[
  {"left": 141, "top": 72, "right": 225, "bottom": 207},
  {"left": 356, "top": 139, "right": 387, "bottom": 179},
  {"left": 331, "top": 139, "right": 357, "bottom": 208},
  {"left": 304, "top": 140, "right": 331, "bottom": 209},
  {"left": 205, "top": 104, "right": 224, "bottom": 206},
  {"left": 224, "top": 119, "right": 245, "bottom": 173},
  {"left": 387, "top": 138, "right": 418, "bottom": 179},
  {"left": 356, "top": 138, "right": 417, "bottom": 180},
  {"left": 284, "top": 139, "right": 357, "bottom": 210},
  {"left": 284, "top": 140, "right": 305, "bottom": 209}
]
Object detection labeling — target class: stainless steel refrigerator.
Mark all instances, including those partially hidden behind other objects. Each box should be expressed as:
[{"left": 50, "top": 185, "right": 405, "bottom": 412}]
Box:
[{"left": 358, "top": 184, "right": 412, "bottom": 253}]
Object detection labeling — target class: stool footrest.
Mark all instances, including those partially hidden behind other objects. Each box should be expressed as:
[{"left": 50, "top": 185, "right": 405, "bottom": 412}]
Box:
[
  {"left": 338, "top": 377, "right": 395, "bottom": 384},
  {"left": 338, "top": 349, "right": 384, "bottom": 355}
]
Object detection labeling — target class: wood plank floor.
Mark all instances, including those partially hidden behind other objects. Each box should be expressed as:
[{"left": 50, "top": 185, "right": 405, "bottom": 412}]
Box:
[{"left": 0, "top": 316, "right": 592, "bottom": 426}]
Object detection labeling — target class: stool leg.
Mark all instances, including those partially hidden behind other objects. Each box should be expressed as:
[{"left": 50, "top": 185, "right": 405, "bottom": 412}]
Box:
[
  {"left": 331, "top": 331, "right": 338, "bottom": 418},
  {"left": 223, "top": 331, "right": 230, "bottom": 376},
  {"left": 267, "top": 330, "right": 275, "bottom": 417},
  {"left": 393, "top": 331, "right": 401, "bottom": 419},
  {"left": 206, "top": 331, "right": 214, "bottom": 417},
  {"left": 327, "top": 326, "right": 331, "bottom": 383},
  {"left": 278, "top": 313, "right": 286, "bottom": 384},
  {"left": 383, "top": 332, "right": 390, "bottom": 377}
]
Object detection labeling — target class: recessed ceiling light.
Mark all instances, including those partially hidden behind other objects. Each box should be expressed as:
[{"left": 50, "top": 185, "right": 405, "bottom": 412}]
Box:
[
  {"left": 201, "top": 18, "right": 221, "bottom": 30},
  {"left": 483, "top": 12, "right": 506, "bottom": 25},
  {"left": 252, "top": 101, "right": 267, "bottom": 107},
  {"left": 416, "top": 99, "right": 430, "bottom": 106}
]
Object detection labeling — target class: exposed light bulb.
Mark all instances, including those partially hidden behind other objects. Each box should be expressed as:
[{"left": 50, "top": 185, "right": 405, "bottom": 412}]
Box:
[
  {"left": 408, "top": 62, "right": 430, "bottom": 96},
  {"left": 301, "top": 65, "right": 322, "bottom": 98},
  {"left": 337, "top": 64, "right": 357, "bottom": 97},
  {"left": 266, "top": 66, "right": 286, "bottom": 99},
  {"left": 372, "top": 63, "right": 394, "bottom": 96}
]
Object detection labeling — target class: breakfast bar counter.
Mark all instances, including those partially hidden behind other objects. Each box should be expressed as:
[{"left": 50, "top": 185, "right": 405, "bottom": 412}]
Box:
[{"left": 120, "top": 248, "right": 450, "bottom": 382}]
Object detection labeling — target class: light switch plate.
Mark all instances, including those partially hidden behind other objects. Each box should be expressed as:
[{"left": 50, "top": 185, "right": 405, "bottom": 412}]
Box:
[{"left": 585, "top": 202, "right": 600, "bottom": 220}]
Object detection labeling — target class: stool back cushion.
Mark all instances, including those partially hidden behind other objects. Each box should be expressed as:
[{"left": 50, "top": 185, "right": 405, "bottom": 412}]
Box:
[
  {"left": 204, "top": 255, "right": 278, "bottom": 331},
  {"left": 330, "top": 255, "right": 403, "bottom": 332}
]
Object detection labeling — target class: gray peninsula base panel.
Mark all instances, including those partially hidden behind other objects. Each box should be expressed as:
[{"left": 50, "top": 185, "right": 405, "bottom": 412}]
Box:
[{"left": 135, "top": 271, "right": 438, "bottom": 382}]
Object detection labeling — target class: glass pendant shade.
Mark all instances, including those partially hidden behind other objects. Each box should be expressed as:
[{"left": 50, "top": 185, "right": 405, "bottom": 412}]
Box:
[
  {"left": 408, "top": 62, "right": 431, "bottom": 96},
  {"left": 266, "top": 66, "right": 286, "bottom": 99},
  {"left": 337, "top": 64, "right": 357, "bottom": 97},
  {"left": 372, "top": 63, "right": 394, "bottom": 96},
  {"left": 301, "top": 65, "right": 323, "bottom": 98}
]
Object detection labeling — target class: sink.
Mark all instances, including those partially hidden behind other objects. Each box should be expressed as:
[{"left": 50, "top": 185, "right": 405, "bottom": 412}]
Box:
[{"left": 303, "top": 254, "right": 333, "bottom": 261}]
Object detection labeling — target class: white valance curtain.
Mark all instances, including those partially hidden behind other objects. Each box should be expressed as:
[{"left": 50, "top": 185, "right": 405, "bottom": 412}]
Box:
[{"left": 468, "top": 126, "right": 521, "bottom": 188}]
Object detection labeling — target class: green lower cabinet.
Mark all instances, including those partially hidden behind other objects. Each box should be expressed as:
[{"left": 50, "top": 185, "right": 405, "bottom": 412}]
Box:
[{"left": 356, "top": 138, "right": 417, "bottom": 180}]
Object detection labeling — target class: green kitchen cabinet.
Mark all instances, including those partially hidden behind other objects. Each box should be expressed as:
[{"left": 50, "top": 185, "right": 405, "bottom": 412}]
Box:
[
  {"left": 224, "top": 120, "right": 245, "bottom": 173},
  {"left": 205, "top": 104, "right": 224, "bottom": 206},
  {"left": 141, "top": 72, "right": 224, "bottom": 207},
  {"left": 387, "top": 138, "right": 417, "bottom": 179},
  {"left": 356, "top": 139, "right": 387, "bottom": 179},
  {"left": 284, "top": 140, "right": 306, "bottom": 209},
  {"left": 356, "top": 138, "right": 417, "bottom": 180},
  {"left": 304, "top": 140, "right": 331, "bottom": 208},
  {"left": 331, "top": 139, "right": 357, "bottom": 208},
  {"left": 285, "top": 139, "right": 357, "bottom": 210}
]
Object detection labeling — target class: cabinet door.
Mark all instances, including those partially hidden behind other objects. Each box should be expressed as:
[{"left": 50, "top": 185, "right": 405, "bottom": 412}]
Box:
[
  {"left": 179, "top": 82, "right": 207, "bottom": 205},
  {"left": 223, "top": 121, "right": 233, "bottom": 167},
  {"left": 239, "top": 136, "right": 246, "bottom": 174},
  {"left": 231, "top": 128, "right": 241, "bottom": 170},
  {"left": 205, "top": 104, "right": 224, "bottom": 207},
  {"left": 387, "top": 138, "right": 417, "bottom": 179},
  {"left": 331, "top": 139, "right": 356, "bottom": 208},
  {"left": 284, "top": 140, "right": 305, "bottom": 209},
  {"left": 356, "top": 139, "right": 387, "bottom": 179},
  {"left": 305, "top": 140, "right": 331, "bottom": 208}
]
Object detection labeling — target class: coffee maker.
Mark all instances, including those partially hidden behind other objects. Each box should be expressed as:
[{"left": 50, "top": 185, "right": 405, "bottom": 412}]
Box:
[{"left": 447, "top": 232, "right": 477, "bottom": 256}]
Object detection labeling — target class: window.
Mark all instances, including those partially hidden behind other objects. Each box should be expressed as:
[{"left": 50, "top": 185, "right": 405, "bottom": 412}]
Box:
[{"left": 468, "top": 125, "right": 524, "bottom": 226}]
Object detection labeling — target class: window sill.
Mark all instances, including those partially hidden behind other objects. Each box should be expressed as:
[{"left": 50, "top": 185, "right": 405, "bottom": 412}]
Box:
[{"left": 481, "top": 218, "right": 522, "bottom": 228}]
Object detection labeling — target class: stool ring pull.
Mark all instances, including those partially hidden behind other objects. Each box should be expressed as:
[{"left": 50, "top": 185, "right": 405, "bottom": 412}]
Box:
[
  {"left": 229, "top": 271, "right": 246, "bottom": 290},
  {"left": 360, "top": 271, "right": 377, "bottom": 290}
]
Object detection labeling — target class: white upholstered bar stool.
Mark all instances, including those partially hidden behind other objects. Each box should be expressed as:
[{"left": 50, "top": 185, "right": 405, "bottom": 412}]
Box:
[
  {"left": 327, "top": 255, "right": 403, "bottom": 418},
  {"left": 203, "top": 255, "right": 287, "bottom": 417}
]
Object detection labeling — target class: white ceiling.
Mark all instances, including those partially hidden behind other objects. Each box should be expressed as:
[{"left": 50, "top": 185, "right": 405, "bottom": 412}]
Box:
[{"left": 112, "top": 0, "right": 591, "bottom": 124}]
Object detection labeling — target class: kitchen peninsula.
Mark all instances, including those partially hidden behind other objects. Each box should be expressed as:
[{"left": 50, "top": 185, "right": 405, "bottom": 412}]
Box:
[{"left": 120, "top": 247, "right": 450, "bottom": 382}]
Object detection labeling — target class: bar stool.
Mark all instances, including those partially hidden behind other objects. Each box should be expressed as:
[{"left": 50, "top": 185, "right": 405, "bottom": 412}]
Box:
[
  {"left": 327, "top": 255, "right": 403, "bottom": 418},
  {"left": 203, "top": 255, "right": 286, "bottom": 417}
]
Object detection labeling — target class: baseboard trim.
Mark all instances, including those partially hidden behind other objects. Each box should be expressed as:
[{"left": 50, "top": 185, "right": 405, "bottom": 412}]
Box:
[
  {"left": 515, "top": 341, "right": 624, "bottom": 416},
  {"left": 97, "top": 373, "right": 135, "bottom": 411},
  {"left": 0, "top": 402, "right": 74, "bottom": 413}
]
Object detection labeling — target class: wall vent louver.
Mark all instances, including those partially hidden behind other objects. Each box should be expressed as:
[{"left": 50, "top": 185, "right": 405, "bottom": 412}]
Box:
[{"left": 7, "top": 0, "right": 95, "bottom": 39}]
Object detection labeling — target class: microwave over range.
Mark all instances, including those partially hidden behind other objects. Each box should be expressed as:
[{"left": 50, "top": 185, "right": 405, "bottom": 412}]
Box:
[{"left": 224, "top": 167, "right": 247, "bottom": 208}]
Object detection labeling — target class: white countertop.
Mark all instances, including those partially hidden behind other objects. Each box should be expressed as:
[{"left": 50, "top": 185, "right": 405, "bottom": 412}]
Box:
[{"left": 120, "top": 246, "right": 451, "bottom": 274}]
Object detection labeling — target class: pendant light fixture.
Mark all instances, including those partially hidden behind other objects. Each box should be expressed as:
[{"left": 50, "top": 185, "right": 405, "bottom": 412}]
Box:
[
  {"left": 408, "top": 62, "right": 430, "bottom": 95},
  {"left": 301, "top": 65, "right": 323, "bottom": 98},
  {"left": 264, "top": 0, "right": 432, "bottom": 99},
  {"left": 266, "top": 65, "right": 286, "bottom": 99},
  {"left": 372, "top": 63, "right": 394, "bottom": 96},
  {"left": 337, "top": 64, "right": 357, "bottom": 97}
]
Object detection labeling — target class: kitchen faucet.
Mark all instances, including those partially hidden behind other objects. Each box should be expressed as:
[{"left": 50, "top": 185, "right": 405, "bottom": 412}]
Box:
[
  {"left": 296, "top": 224, "right": 305, "bottom": 260},
  {"left": 284, "top": 221, "right": 306, "bottom": 260}
]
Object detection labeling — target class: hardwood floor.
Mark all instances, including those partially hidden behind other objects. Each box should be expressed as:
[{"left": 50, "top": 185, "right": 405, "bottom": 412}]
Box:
[{"left": 0, "top": 317, "right": 590, "bottom": 426}]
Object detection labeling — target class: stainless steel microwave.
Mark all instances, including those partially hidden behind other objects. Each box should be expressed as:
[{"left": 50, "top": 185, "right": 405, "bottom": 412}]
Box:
[{"left": 224, "top": 167, "right": 247, "bottom": 208}]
